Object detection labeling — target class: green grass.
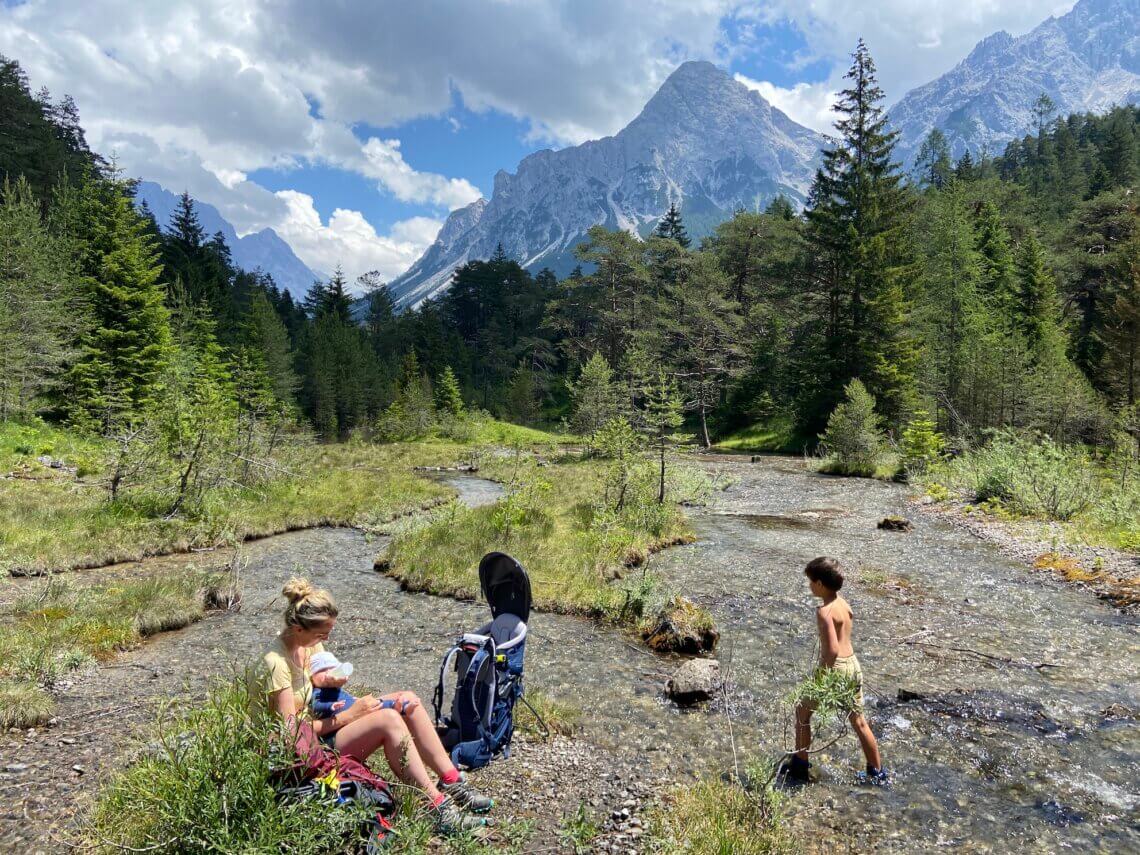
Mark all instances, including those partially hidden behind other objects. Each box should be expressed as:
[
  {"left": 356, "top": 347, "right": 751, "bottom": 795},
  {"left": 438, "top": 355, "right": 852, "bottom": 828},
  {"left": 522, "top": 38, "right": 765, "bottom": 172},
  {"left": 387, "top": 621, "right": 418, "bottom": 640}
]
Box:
[
  {"left": 645, "top": 771, "right": 793, "bottom": 855},
  {"left": 0, "top": 420, "right": 529, "bottom": 575},
  {"left": 815, "top": 450, "right": 901, "bottom": 480},
  {"left": 85, "top": 679, "right": 535, "bottom": 854},
  {"left": 382, "top": 457, "right": 696, "bottom": 619},
  {"left": 714, "top": 415, "right": 802, "bottom": 453},
  {"left": 516, "top": 687, "right": 580, "bottom": 738},
  {"left": 466, "top": 418, "right": 577, "bottom": 447},
  {"left": 0, "top": 570, "right": 229, "bottom": 727},
  {"left": 559, "top": 804, "right": 599, "bottom": 854}
]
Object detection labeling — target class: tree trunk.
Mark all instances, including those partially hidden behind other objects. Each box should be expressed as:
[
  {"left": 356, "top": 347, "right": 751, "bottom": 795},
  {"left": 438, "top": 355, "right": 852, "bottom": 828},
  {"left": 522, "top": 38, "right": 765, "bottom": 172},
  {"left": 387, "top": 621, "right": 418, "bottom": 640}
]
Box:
[{"left": 658, "top": 441, "right": 666, "bottom": 504}]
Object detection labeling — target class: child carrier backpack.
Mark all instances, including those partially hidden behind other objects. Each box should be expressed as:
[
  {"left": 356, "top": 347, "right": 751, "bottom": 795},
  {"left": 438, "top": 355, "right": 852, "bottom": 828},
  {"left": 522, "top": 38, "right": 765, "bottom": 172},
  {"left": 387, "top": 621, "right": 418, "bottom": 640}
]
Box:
[{"left": 432, "top": 552, "right": 531, "bottom": 770}]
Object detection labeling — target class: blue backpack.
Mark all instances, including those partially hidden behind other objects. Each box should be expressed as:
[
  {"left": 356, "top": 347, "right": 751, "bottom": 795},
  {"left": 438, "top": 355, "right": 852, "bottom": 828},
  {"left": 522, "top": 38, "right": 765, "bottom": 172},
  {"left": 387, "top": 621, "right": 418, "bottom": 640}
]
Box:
[{"left": 432, "top": 552, "right": 531, "bottom": 769}]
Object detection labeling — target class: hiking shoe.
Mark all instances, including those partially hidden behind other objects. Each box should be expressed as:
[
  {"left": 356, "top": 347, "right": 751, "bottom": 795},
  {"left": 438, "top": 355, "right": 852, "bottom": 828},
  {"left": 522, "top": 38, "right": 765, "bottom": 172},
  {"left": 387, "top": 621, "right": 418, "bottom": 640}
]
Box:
[
  {"left": 433, "top": 796, "right": 489, "bottom": 835},
  {"left": 776, "top": 755, "right": 811, "bottom": 787},
  {"left": 855, "top": 767, "right": 891, "bottom": 787},
  {"left": 440, "top": 772, "right": 495, "bottom": 813}
]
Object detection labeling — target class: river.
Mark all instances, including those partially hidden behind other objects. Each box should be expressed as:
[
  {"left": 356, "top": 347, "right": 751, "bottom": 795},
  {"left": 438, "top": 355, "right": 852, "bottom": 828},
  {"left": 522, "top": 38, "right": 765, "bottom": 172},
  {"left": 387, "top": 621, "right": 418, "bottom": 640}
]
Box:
[{"left": 2, "top": 460, "right": 1136, "bottom": 853}]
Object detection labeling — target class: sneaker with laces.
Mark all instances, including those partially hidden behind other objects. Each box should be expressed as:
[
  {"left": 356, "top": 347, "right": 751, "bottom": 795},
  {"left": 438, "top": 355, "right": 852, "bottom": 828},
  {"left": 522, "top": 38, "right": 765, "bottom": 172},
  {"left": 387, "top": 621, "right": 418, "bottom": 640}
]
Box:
[
  {"left": 432, "top": 796, "right": 489, "bottom": 835},
  {"left": 854, "top": 766, "right": 891, "bottom": 787},
  {"left": 440, "top": 772, "right": 495, "bottom": 813}
]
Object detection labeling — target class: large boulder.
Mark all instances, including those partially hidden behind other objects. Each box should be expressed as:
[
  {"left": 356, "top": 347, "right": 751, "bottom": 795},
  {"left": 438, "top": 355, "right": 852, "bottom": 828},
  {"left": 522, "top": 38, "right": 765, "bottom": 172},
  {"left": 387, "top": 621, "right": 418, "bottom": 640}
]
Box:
[
  {"left": 665, "top": 659, "right": 722, "bottom": 705},
  {"left": 640, "top": 596, "right": 719, "bottom": 654}
]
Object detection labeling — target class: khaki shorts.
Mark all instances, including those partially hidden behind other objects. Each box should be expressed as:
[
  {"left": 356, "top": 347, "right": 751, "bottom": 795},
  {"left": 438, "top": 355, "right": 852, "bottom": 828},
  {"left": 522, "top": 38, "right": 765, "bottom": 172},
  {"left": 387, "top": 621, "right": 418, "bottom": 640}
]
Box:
[{"left": 831, "top": 654, "right": 864, "bottom": 709}]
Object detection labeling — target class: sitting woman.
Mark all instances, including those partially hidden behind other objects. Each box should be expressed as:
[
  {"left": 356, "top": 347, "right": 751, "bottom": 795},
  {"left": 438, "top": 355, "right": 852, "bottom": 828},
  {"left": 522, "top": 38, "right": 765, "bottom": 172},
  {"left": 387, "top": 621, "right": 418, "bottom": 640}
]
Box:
[{"left": 254, "top": 577, "right": 493, "bottom": 834}]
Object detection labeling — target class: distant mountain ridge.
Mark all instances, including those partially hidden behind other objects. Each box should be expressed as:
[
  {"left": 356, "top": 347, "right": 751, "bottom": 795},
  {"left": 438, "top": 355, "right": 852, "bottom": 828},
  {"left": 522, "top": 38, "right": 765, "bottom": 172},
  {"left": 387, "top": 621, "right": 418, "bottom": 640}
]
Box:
[
  {"left": 134, "top": 181, "right": 321, "bottom": 298},
  {"left": 891, "top": 0, "right": 1140, "bottom": 163},
  {"left": 387, "top": 60, "right": 825, "bottom": 309}
]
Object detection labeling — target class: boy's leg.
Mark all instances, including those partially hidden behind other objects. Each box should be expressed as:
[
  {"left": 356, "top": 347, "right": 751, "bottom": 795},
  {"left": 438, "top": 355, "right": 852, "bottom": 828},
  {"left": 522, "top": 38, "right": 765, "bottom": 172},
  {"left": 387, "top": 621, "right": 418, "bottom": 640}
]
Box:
[
  {"left": 848, "top": 711, "right": 883, "bottom": 771},
  {"left": 794, "top": 701, "right": 813, "bottom": 762}
]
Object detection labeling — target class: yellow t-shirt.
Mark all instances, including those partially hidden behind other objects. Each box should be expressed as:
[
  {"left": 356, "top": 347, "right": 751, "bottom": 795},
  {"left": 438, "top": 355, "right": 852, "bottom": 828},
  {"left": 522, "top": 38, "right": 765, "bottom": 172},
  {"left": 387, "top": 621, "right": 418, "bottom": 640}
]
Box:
[{"left": 254, "top": 635, "right": 325, "bottom": 714}]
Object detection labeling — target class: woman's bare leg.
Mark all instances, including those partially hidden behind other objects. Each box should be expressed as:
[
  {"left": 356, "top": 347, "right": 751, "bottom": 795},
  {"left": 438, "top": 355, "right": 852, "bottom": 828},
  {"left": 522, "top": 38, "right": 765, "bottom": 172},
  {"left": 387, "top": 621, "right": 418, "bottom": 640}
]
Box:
[
  {"left": 383, "top": 692, "right": 456, "bottom": 777},
  {"left": 848, "top": 711, "right": 883, "bottom": 770},
  {"left": 335, "top": 708, "right": 442, "bottom": 801}
]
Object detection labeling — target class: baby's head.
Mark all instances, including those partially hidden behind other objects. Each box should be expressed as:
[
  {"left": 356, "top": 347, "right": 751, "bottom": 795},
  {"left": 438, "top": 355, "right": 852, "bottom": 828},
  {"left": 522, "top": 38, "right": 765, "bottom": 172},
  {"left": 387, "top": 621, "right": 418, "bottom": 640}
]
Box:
[
  {"left": 310, "top": 651, "right": 352, "bottom": 688},
  {"left": 804, "top": 556, "right": 844, "bottom": 598}
]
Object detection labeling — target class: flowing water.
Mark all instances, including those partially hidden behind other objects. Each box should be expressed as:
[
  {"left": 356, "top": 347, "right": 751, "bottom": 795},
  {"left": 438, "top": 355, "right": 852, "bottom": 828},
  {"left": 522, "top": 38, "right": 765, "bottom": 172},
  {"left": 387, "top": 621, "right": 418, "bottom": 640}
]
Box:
[{"left": 5, "top": 461, "right": 1137, "bottom": 852}]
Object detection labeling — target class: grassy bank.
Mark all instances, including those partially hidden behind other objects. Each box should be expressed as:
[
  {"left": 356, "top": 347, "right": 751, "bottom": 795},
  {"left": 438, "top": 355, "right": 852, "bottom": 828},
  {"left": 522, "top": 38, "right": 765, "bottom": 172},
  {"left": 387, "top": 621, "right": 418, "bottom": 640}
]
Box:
[
  {"left": 912, "top": 431, "right": 1140, "bottom": 553},
  {"left": 0, "top": 418, "right": 575, "bottom": 576},
  {"left": 713, "top": 415, "right": 803, "bottom": 453},
  {"left": 381, "top": 455, "right": 698, "bottom": 621},
  {"left": 0, "top": 568, "right": 233, "bottom": 727}
]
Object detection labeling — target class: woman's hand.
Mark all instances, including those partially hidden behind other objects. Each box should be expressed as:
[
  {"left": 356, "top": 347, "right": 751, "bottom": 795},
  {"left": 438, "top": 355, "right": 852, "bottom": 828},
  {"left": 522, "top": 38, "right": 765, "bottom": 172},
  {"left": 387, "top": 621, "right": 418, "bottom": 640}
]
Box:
[
  {"left": 387, "top": 691, "right": 420, "bottom": 715},
  {"left": 344, "top": 694, "right": 384, "bottom": 722}
]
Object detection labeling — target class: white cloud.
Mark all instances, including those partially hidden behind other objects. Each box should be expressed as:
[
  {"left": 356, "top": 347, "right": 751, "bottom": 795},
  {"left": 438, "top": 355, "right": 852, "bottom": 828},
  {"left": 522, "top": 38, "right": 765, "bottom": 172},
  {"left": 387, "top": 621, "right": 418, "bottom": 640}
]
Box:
[
  {"left": 274, "top": 191, "right": 442, "bottom": 287},
  {"left": 360, "top": 138, "right": 481, "bottom": 209},
  {"left": 734, "top": 74, "right": 837, "bottom": 134}
]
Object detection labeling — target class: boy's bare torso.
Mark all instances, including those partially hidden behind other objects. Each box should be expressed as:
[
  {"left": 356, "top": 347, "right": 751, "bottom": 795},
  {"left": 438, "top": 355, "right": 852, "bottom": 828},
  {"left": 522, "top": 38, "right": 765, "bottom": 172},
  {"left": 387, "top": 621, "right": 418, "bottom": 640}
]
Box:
[{"left": 817, "top": 596, "right": 856, "bottom": 660}]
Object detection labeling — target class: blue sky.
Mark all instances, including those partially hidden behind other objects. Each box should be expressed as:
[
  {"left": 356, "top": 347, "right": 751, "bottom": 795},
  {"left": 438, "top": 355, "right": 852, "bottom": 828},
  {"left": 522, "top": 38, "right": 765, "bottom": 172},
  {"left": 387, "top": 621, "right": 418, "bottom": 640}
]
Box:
[{"left": 0, "top": 0, "right": 1074, "bottom": 287}]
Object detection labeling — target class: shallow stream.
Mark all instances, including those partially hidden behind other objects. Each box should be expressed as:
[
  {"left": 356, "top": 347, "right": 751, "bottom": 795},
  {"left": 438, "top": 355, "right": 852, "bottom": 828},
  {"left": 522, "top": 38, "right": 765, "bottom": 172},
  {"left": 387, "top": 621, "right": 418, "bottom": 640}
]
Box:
[{"left": 3, "top": 460, "right": 1136, "bottom": 852}]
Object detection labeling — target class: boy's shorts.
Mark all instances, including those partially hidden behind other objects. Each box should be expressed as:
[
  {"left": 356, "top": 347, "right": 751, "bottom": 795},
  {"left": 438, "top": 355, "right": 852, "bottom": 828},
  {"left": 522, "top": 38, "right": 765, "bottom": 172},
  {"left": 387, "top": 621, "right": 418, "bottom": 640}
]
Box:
[{"left": 831, "top": 654, "right": 864, "bottom": 708}]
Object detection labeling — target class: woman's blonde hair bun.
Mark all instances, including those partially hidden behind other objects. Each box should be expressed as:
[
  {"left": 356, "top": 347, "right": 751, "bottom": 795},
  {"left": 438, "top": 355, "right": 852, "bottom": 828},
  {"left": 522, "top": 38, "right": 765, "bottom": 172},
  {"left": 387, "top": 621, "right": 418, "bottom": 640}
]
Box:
[
  {"left": 282, "top": 577, "right": 315, "bottom": 604},
  {"left": 281, "top": 577, "right": 338, "bottom": 629}
]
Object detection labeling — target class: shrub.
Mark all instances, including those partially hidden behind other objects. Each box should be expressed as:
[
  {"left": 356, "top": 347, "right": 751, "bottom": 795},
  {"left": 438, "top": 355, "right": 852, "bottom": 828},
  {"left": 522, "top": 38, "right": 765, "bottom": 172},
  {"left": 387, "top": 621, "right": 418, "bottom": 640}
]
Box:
[
  {"left": 818, "top": 379, "right": 889, "bottom": 477},
  {"left": 901, "top": 411, "right": 945, "bottom": 475},
  {"left": 0, "top": 680, "right": 54, "bottom": 728},
  {"left": 87, "top": 681, "right": 372, "bottom": 853},
  {"left": 961, "top": 431, "right": 1097, "bottom": 520}
]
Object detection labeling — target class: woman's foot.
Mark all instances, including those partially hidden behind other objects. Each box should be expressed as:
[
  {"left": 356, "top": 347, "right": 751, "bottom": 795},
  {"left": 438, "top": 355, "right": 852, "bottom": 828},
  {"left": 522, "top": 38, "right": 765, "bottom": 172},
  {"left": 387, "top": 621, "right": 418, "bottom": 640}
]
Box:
[
  {"left": 433, "top": 796, "right": 490, "bottom": 834},
  {"left": 440, "top": 772, "right": 495, "bottom": 813}
]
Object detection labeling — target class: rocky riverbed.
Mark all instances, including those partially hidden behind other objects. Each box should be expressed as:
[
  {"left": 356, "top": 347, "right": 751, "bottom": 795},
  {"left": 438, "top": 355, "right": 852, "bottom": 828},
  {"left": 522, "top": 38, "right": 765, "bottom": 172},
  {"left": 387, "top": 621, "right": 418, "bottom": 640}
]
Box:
[{"left": 3, "top": 457, "right": 1138, "bottom": 853}]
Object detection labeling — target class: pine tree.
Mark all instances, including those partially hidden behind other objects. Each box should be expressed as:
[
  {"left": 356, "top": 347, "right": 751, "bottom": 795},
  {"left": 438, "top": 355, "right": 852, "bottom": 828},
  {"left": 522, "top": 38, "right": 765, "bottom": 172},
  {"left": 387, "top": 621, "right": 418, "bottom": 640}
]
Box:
[
  {"left": 655, "top": 202, "right": 691, "bottom": 248},
  {"left": 664, "top": 251, "right": 743, "bottom": 447},
  {"left": 434, "top": 365, "right": 465, "bottom": 417},
  {"left": 170, "top": 191, "right": 204, "bottom": 252},
  {"left": 642, "top": 371, "right": 685, "bottom": 503},
  {"left": 67, "top": 175, "right": 173, "bottom": 429},
  {"left": 1016, "top": 234, "right": 1063, "bottom": 356},
  {"left": 0, "top": 177, "right": 84, "bottom": 419},
  {"left": 915, "top": 128, "right": 952, "bottom": 188},
  {"left": 505, "top": 363, "right": 538, "bottom": 424},
  {"left": 805, "top": 39, "right": 917, "bottom": 427},
  {"left": 919, "top": 182, "right": 985, "bottom": 417},
  {"left": 569, "top": 352, "right": 621, "bottom": 437},
  {"left": 819, "top": 378, "right": 886, "bottom": 476},
  {"left": 1103, "top": 110, "right": 1138, "bottom": 188}
]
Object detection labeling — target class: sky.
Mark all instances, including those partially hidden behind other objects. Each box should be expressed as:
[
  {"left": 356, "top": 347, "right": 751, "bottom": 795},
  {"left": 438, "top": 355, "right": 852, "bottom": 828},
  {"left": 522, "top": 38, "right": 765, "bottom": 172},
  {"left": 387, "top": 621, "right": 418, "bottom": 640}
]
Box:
[{"left": 0, "top": 0, "right": 1076, "bottom": 289}]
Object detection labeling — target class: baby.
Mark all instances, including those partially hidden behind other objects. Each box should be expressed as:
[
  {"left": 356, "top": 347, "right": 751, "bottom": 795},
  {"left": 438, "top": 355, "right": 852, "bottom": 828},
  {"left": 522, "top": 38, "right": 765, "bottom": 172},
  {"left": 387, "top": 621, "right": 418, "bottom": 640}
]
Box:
[{"left": 309, "top": 651, "right": 359, "bottom": 719}]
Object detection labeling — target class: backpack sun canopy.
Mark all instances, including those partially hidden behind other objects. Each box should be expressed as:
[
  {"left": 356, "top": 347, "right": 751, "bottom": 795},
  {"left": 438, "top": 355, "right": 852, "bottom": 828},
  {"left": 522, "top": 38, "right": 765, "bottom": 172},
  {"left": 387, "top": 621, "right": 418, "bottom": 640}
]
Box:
[{"left": 478, "top": 551, "right": 531, "bottom": 624}]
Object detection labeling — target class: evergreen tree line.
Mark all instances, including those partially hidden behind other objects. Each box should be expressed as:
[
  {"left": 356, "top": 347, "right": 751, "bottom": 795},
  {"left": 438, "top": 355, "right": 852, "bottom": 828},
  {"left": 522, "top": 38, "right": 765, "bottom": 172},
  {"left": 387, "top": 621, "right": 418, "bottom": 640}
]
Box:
[{"left": 3, "top": 45, "right": 1138, "bottom": 465}]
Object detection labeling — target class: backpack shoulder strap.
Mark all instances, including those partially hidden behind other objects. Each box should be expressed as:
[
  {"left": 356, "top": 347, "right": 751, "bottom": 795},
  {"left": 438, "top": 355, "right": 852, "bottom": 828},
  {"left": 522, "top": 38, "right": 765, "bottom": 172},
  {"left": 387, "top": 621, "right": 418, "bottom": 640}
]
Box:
[{"left": 432, "top": 644, "right": 463, "bottom": 725}]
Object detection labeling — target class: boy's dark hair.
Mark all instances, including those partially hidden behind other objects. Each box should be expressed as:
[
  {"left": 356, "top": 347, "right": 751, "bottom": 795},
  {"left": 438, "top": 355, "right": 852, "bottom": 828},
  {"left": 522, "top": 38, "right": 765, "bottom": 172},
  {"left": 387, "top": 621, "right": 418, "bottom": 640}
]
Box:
[{"left": 804, "top": 556, "right": 844, "bottom": 591}]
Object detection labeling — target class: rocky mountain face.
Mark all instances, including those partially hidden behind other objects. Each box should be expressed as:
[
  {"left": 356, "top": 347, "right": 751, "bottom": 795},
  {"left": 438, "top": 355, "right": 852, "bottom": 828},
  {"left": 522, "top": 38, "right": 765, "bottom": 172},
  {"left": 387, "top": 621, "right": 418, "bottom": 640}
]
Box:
[
  {"left": 387, "top": 61, "right": 824, "bottom": 309},
  {"left": 891, "top": 0, "right": 1140, "bottom": 165},
  {"left": 135, "top": 181, "right": 322, "bottom": 298}
]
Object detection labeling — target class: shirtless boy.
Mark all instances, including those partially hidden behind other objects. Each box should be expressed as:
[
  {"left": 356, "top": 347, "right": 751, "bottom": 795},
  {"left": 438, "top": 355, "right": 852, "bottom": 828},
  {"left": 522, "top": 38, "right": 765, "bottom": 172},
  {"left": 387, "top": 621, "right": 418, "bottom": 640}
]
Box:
[{"left": 781, "top": 556, "right": 889, "bottom": 786}]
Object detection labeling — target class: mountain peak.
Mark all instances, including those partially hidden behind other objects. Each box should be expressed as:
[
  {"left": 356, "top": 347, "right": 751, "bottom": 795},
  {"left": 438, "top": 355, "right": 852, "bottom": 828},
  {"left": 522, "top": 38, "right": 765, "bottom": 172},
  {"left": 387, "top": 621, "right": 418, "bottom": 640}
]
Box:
[
  {"left": 387, "top": 60, "right": 823, "bottom": 309},
  {"left": 890, "top": 0, "right": 1140, "bottom": 163}
]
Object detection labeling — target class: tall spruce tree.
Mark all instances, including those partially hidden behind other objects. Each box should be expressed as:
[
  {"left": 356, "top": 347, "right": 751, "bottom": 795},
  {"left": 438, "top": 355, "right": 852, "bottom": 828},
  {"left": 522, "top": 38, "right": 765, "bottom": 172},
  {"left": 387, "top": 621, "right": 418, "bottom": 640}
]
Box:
[
  {"left": 0, "top": 177, "right": 84, "bottom": 419},
  {"left": 655, "top": 202, "right": 691, "bottom": 248},
  {"left": 67, "top": 174, "right": 173, "bottom": 429},
  {"left": 804, "top": 39, "right": 917, "bottom": 427}
]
